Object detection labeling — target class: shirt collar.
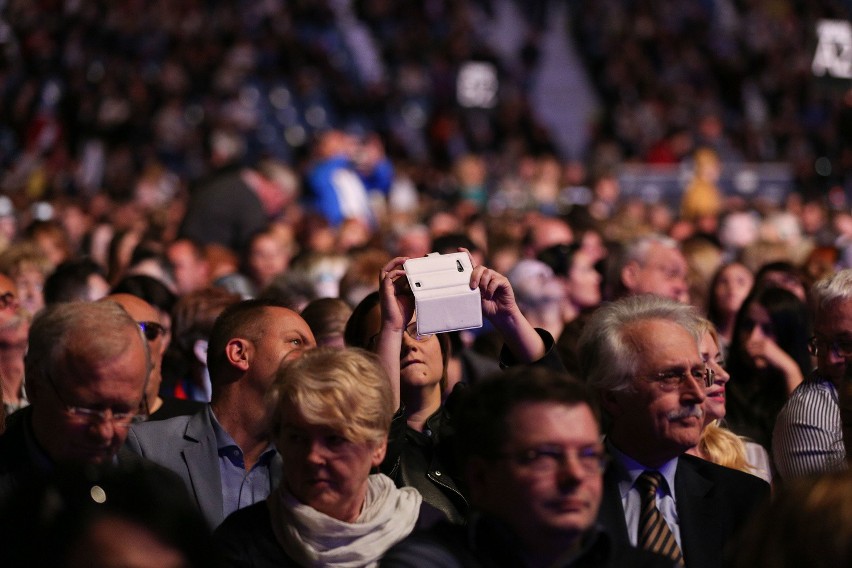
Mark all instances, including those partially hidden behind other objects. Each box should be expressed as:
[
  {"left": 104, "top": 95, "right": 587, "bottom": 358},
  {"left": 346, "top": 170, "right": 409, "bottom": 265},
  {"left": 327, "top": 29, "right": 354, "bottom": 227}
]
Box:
[{"left": 606, "top": 439, "right": 679, "bottom": 502}]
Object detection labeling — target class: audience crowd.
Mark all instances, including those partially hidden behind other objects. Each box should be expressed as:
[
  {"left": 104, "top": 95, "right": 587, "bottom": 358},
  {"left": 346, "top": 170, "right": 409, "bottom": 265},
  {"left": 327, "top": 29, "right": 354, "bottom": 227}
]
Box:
[{"left": 2, "top": 0, "right": 852, "bottom": 566}]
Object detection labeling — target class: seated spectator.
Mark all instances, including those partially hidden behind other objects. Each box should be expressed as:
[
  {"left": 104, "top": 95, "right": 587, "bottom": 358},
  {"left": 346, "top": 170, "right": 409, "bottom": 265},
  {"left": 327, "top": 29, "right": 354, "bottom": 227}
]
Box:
[
  {"left": 688, "top": 319, "right": 772, "bottom": 484},
  {"left": 105, "top": 293, "right": 203, "bottom": 421},
  {"left": 126, "top": 299, "right": 317, "bottom": 528},
  {"left": 0, "top": 461, "right": 221, "bottom": 568},
  {"left": 382, "top": 366, "right": 671, "bottom": 568},
  {"left": 605, "top": 234, "right": 689, "bottom": 303},
  {"left": 706, "top": 262, "right": 754, "bottom": 356},
  {"left": 300, "top": 297, "right": 352, "bottom": 349},
  {"left": 345, "top": 252, "right": 563, "bottom": 525},
  {"left": 773, "top": 269, "right": 852, "bottom": 480},
  {"left": 161, "top": 287, "right": 242, "bottom": 402},
  {"left": 0, "top": 301, "right": 151, "bottom": 498},
  {"left": 578, "top": 294, "right": 770, "bottom": 567},
  {"left": 0, "top": 309, "right": 30, "bottom": 417},
  {"left": 167, "top": 238, "right": 213, "bottom": 296},
  {"left": 112, "top": 274, "right": 178, "bottom": 350},
  {"left": 0, "top": 242, "right": 52, "bottom": 316},
  {"left": 214, "top": 347, "right": 441, "bottom": 566},
  {"left": 729, "top": 469, "right": 852, "bottom": 568},
  {"left": 43, "top": 258, "right": 110, "bottom": 304},
  {"left": 725, "top": 286, "right": 812, "bottom": 449}
]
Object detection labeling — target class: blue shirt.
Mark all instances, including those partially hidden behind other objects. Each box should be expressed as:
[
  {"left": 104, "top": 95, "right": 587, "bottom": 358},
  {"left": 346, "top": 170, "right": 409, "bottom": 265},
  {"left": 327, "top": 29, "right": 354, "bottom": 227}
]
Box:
[
  {"left": 606, "top": 441, "right": 682, "bottom": 549},
  {"left": 210, "top": 409, "right": 277, "bottom": 521}
]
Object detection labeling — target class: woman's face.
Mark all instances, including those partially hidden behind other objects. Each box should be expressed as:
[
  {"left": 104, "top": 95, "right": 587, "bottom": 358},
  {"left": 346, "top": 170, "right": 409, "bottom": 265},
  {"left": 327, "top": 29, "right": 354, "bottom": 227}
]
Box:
[
  {"left": 739, "top": 302, "right": 775, "bottom": 370},
  {"left": 364, "top": 305, "right": 444, "bottom": 391},
  {"left": 277, "top": 401, "right": 386, "bottom": 523},
  {"left": 714, "top": 264, "right": 753, "bottom": 316},
  {"left": 399, "top": 320, "right": 444, "bottom": 390},
  {"left": 566, "top": 250, "right": 601, "bottom": 309},
  {"left": 700, "top": 331, "right": 730, "bottom": 423}
]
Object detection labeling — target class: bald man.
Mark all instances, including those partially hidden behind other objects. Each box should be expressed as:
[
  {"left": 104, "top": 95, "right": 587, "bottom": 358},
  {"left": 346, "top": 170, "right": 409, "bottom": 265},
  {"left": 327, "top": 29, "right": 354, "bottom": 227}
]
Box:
[{"left": 104, "top": 294, "right": 203, "bottom": 421}]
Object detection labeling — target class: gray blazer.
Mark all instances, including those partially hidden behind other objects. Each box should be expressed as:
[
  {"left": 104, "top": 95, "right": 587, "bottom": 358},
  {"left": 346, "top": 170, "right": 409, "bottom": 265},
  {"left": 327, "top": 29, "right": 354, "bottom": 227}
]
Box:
[{"left": 125, "top": 406, "right": 282, "bottom": 528}]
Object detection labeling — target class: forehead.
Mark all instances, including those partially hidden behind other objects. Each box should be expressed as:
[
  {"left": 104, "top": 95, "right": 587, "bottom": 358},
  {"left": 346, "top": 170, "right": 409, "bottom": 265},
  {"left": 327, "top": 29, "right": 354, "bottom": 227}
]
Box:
[
  {"left": 504, "top": 401, "right": 600, "bottom": 446},
  {"left": 59, "top": 337, "right": 148, "bottom": 397},
  {"left": 263, "top": 307, "right": 314, "bottom": 336},
  {"left": 625, "top": 319, "right": 700, "bottom": 369},
  {"left": 109, "top": 295, "right": 159, "bottom": 322},
  {"left": 645, "top": 244, "right": 685, "bottom": 266},
  {"left": 815, "top": 297, "right": 852, "bottom": 333}
]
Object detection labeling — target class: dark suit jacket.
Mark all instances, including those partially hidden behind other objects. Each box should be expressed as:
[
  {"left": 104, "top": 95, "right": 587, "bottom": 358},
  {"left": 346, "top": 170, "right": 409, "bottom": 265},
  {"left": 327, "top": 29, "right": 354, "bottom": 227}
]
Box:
[
  {"left": 0, "top": 406, "right": 163, "bottom": 503},
  {"left": 125, "top": 405, "right": 282, "bottom": 528},
  {"left": 597, "top": 454, "right": 770, "bottom": 568}
]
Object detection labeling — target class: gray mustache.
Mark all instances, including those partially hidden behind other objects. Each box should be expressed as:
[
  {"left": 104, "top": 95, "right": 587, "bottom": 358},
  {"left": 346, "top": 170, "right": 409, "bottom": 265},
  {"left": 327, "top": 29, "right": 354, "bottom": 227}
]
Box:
[{"left": 666, "top": 406, "right": 704, "bottom": 421}]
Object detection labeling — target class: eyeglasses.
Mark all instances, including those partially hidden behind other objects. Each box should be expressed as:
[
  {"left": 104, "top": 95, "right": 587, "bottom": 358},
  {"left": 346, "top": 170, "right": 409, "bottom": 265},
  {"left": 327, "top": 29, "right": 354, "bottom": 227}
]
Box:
[
  {"left": 45, "top": 372, "right": 137, "bottom": 429},
  {"left": 498, "top": 444, "right": 609, "bottom": 477},
  {"left": 638, "top": 366, "right": 713, "bottom": 391},
  {"left": 0, "top": 292, "right": 17, "bottom": 310},
  {"left": 404, "top": 321, "right": 434, "bottom": 342},
  {"left": 138, "top": 321, "right": 167, "bottom": 341},
  {"left": 808, "top": 336, "right": 852, "bottom": 358},
  {"left": 366, "top": 321, "right": 434, "bottom": 349}
]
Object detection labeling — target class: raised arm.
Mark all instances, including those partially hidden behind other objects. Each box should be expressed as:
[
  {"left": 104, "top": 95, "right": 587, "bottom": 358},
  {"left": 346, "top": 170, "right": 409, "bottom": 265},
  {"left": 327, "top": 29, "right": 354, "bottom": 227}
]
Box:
[
  {"left": 465, "top": 250, "right": 546, "bottom": 363},
  {"left": 376, "top": 256, "right": 415, "bottom": 409}
]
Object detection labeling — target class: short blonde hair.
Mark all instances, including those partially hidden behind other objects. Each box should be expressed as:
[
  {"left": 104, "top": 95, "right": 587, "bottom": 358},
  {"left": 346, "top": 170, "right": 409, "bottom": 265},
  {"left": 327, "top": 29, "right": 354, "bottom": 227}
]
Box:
[{"left": 267, "top": 347, "right": 394, "bottom": 446}]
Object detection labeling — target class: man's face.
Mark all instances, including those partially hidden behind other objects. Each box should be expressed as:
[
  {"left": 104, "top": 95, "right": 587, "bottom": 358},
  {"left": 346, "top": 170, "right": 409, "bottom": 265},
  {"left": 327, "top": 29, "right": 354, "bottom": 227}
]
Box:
[
  {"left": 0, "top": 318, "right": 28, "bottom": 395},
  {"left": 31, "top": 329, "right": 148, "bottom": 464},
  {"left": 167, "top": 241, "right": 209, "bottom": 295},
  {"left": 472, "top": 402, "right": 603, "bottom": 546},
  {"left": 248, "top": 307, "right": 316, "bottom": 390},
  {"left": 626, "top": 244, "right": 688, "bottom": 302},
  {"left": 813, "top": 298, "right": 852, "bottom": 385},
  {"left": 106, "top": 294, "right": 165, "bottom": 406},
  {"left": 604, "top": 319, "right": 706, "bottom": 467}
]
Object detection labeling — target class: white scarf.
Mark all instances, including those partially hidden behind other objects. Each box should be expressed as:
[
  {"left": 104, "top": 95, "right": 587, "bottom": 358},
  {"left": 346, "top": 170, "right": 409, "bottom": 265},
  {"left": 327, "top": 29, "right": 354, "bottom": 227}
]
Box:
[{"left": 267, "top": 473, "right": 422, "bottom": 568}]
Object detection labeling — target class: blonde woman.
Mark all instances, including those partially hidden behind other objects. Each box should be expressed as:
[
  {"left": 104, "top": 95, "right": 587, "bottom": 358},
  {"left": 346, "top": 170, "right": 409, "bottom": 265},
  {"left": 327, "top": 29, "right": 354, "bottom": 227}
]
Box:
[
  {"left": 214, "top": 347, "right": 441, "bottom": 567},
  {"left": 688, "top": 319, "right": 773, "bottom": 484}
]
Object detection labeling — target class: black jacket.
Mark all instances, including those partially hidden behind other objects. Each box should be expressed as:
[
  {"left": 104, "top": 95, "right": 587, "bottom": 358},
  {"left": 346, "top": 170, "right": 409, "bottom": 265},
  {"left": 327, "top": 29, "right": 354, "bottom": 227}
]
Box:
[{"left": 381, "top": 329, "right": 567, "bottom": 525}]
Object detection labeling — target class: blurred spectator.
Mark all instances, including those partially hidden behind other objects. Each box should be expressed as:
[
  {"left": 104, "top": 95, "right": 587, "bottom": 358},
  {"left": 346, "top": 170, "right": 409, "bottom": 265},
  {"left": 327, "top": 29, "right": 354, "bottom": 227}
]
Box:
[
  {"left": 706, "top": 262, "right": 755, "bottom": 355},
  {"left": 162, "top": 288, "right": 242, "bottom": 403},
  {"left": 166, "top": 238, "right": 212, "bottom": 296},
  {"left": 0, "top": 310, "right": 30, "bottom": 416},
  {"left": 178, "top": 129, "right": 266, "bottom": 255},
  {"left": 0, "top": 242, "right": 51, "bottom": 316},
  {"left": 300, "top": 297, "right": 352, "bottom": 349},
  {"left": 42, "top": 258, "right": 110, "bottom": 304},
  {"left": 725, "top": 286, "right": 812, "bottom": 449},
  {"left": 605, "top": 234, "right": 689, "bottom": 302}
]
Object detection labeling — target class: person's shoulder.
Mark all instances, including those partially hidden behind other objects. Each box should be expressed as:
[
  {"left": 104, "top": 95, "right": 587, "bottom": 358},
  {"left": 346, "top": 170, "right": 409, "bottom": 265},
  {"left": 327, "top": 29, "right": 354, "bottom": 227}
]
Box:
[
  {"left": 132, "top": 407, "right": 206, "bottom": 434},
  {"left": 380, "top": 520, "right": 469, "bottom": 568},
  {"left": 679, "top": 453, "right": 770, "bottom": 493},
  {"left": 216, "top": 500, "right": 270, "bottom": 535}
]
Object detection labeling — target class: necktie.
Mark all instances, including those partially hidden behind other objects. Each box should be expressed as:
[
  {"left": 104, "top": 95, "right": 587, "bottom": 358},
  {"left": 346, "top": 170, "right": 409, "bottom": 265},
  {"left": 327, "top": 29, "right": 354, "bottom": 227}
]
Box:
[{"left": 636, "top": 471, "right": 684, "bottom": 567}]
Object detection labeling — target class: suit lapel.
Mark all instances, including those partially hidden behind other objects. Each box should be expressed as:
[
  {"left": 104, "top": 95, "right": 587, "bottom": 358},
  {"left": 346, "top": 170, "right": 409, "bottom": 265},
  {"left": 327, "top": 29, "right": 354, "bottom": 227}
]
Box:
[
  {"left": 181, "top": 409, "right": 224, "bottom": 527},
  {"left": 598, "top": 462, "right": 631, "bottom": 547},
  {"left": 675, "top": 457, "right": 719, "bottom": 568}
]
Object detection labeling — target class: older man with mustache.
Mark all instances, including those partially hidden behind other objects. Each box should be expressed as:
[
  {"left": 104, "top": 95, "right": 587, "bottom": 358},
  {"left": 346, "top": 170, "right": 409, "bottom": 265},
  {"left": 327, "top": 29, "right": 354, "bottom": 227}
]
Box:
[{"left": 578, "top": 295, "right": 769, "bottom": 568}]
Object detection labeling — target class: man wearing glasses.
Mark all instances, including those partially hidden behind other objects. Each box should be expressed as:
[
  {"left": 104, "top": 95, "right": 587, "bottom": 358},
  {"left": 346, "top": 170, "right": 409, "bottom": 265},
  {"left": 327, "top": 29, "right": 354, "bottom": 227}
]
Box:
[
  {"left": 578, "top": 295, "right": 769, "bottom": 568},
  {"left": 384, "top": 367, "right": 671, "bottom": 567},
  {"left": 104, "top": 293, "right": 203, "bottom": 422},
  {"left": 0, "top": 301, "right": 151, "bottom": 496},
  {"left": 773, "top": 269, "right": 852, "bottom": 480}
]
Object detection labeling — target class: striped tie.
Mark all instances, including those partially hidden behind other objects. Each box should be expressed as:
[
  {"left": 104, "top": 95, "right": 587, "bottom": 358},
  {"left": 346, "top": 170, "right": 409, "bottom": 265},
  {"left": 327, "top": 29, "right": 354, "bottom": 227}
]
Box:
[{"left": 636, "top": 471, "right": 684, "bottom": 567}]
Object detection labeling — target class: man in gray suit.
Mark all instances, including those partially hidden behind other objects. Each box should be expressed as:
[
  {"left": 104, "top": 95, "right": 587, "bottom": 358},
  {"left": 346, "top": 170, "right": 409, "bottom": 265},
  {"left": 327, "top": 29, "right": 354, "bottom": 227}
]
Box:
[
  {"left": 578, "top": 295, "right": 769, "bottom": 568},
  {"left": 126, "top": 298, "right": 317, "bottom": 527}
]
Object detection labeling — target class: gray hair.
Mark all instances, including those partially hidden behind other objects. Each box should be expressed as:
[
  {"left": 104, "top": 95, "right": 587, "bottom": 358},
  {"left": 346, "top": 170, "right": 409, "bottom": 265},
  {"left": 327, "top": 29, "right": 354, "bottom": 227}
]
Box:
[
  {"left": 578, "top": 294, "right": 703, "bottom": 392},
  {"left": 607, "top": 234, "right": 681, "bottom": 299},
  {"left": 810, "top": 268, "right": 852, "bottom": 318},
  {"left": 26, "top": 301, "right": 151, "bottom": 392}
]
